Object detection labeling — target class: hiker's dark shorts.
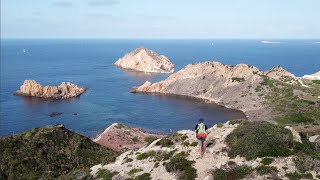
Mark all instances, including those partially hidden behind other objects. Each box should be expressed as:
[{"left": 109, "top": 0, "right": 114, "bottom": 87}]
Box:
[{"left": 197, "top": 138, "right": 205, "bottom": 147}]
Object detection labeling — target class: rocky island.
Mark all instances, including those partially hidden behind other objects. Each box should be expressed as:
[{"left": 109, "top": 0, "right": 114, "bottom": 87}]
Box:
[
  {"left": 132, "top": 61, "right": 320, "bottom": 122},
  {"left": 15, "top": 80, "right": 86, "bottom": 99},
  {"left": 114, "top": 47, "right": 175, "bottom": 73}
]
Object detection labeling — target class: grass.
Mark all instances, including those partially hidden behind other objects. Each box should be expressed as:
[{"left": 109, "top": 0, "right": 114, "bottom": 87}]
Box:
[
  {"left": 0, "top": 125, "right": 119, "bottom": 180},
  {"left": 312, "top": 80, "right": 320, "bottom": 85},
  {"left": 96, "top": 169, "right": 117, "bottom": 180},
  {"left": 144, "top": 136, "right": 158, "bottom": 145},
  {"left": 228, "top": 119, "right": 247, "bottom": 125},
  {"left": 261, "top": 157, "right": 274, "bottom": 165},
  {"left": 165, "top": 152, "right": 197, "bottom": 180},
  {"left": 226, "top": 121, "right": 293, "bottom": 160},
  {"left": 231, "top": 77, "right": 245, "bottom": 82},
  {"left": 128, "top": 168, "right": 143, "bottom": 176},
  {"left": 285, "top": 171, "right": 313, "bottom": 180},
  {"left": 213, "top": 165, "right": 253, "bottom": 180}
]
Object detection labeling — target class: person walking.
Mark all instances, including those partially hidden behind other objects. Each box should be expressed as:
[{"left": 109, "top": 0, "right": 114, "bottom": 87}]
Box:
[{"left": 195, "top": 118, "right": 208, "bottom": 158}]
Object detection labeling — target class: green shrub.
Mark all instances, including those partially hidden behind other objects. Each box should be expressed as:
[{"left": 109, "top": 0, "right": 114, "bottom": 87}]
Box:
[
  {"left": 133, "top": 173, "right": 151, "bottom": 180},
  {"left": 97, "top": 169, "right": 117, "bottom": 180},
  {"left": 226, "top": 122, "right": 293, "bottom": 160},
  {"left": 136, "top": 151, "right": 156, "bottom": 160},
  {"left": 285, "top": 171, "right": 313, "bottom": 180},
  {"left": 231, "top": 77, "right": 245, "bottom": 82},
  {"left": 115, "top": 124, "right": 129, "bottom": 129},
  {"left": 144, "top": 136, "right": 158, "bottom": 145},
  {"left": 182, "top": 141, "right": 190, "bottom": 146},
  {"left": 217, "top": 123, "right": 224, "bottom": 128},
  {"left": 228, "top": 119, "right": 247, "bottom": 125},
  {"left": 165, "top": 152, "right": 197, "bottom": 180},
  {"left": 132, "top": 137, "right": 140, "bottom": 143},
  {"left": 213, "top": 165, "right": 253, "bottom": 180},
  {"left": 312, "top": 80, "right": 320, "bottom": 84},
  {"left": 128, "top": 168, "right": 143, "bottom": 176},
  {"left": 255, "top": 165, "right": 277, "bottom": 175},
  {"left": 154, "top": 150, "right": 176, "bottom": 161},
  {"left": 261, "top": 157, "right": 274, "bottom": 165},
  {"left": 125, "top": 157, "right": 133, "bottom": 163},
  {"left": 190, "top": 142, "right": 198, "bottom": 147},
  {"left": 156, "top": 138, "right": 174, "bottom": 147},
  {"left": 276, "top": 113, "right": 315, "bottom": 125},
  {"left": 154, "top": 162, "right": 159, "bottom": 168}
]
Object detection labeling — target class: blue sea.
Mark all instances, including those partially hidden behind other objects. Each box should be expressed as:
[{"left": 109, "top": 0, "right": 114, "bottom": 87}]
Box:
[{"left": 1, "top": 39, "right": 320, "bottom": 137}]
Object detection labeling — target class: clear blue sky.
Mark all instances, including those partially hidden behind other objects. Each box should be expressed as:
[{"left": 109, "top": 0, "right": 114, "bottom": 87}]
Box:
[{"left": 1, "top": 0, "right": 320, "bottom": 39}]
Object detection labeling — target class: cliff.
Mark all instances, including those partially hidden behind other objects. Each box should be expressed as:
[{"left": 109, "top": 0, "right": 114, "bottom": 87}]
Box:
[
  {"left": 15, "top": 80, "right": 86, "bottom": 99},
  {"left": 114, "top": 48, "right": 175, "bottom": 73},
  {"left": 132, "top": 61, "right": 320, "bottom": 122},
  {"left": 0, "top": 124, "right": 118, "bottom": 180}
]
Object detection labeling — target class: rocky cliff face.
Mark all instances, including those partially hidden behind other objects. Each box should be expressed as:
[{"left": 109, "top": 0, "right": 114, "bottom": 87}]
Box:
[
  {"left": 303, "top": 71, "right": 320, "bottom": 80},
  {"left": 114, "top": 48, "right": 174, "bottom": 73},
  {"left": 131, "top": 61, "right": 303, "bottom": 121},
  {"left": 15, "top": 80, "right": 86, "bottom": 99}
]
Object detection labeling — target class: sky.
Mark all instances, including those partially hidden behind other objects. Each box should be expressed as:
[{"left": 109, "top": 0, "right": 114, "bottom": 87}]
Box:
[{"left": 1, "top": 0, "right": 320, "bottom": 39}]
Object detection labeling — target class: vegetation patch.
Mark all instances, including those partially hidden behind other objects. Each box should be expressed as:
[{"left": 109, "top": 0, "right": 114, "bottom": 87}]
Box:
[
  {"left": 136, "top": 151, "right": 156, "bottom": 160},
  {"left": 261, "top": 157, "right": 274, "bottom": 165},
  {"left": 133, "top": 173, "right": 151, "bottom": 180},
  {"left": 231, "top": 77, "right": 245, "bottom": 82},
  {"left": 285, "top": 171, "right": 313, "bottom": 180},
  {"left": 213, "top": 165, "right": 253, "bottom": 180},
  {"left": 154, "top": 150, "right": 176, "bottom": 161},
  {"left": 217, "top": 123, "right": 224, "bottom": 128},
  {"left": 228, "top": 119, "right": 247, "bottom": 125},
  {"left": 144, "top": 136, "right": 158, "bottom": 145},
  {"left": 0, "top": 125, "right": 118, "bottom": 180},
  {"left": 312, "top": 80, "right": 320, "bottom": 85},
  {"left": 96, "top": 169, "right": 117, "bottom": 180},
  {"left": 156, "top": 138, "right": 174, "bottom": 147},
  {"left": 115, "top": 123, "right": 129, "bottom": 129},
  {"left": 132, "top": 136, "right": 140, "bottom": 143},
  {"left": 255, "top": 165, "right": 277, "bottom": 175},
  {"left": 128, "top": 168, "right": 143, "bottom": 176},
  {"left": 165, "top": 152, "right": 197, "bottom": 180},
  {"left": 226, "top": 121, "right": 293, "bottom": 160}
]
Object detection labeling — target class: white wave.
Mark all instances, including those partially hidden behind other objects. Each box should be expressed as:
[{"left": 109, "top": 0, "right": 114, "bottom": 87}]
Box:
[{"left": 262, "top": 40, "right": 282, "bottom": 44}]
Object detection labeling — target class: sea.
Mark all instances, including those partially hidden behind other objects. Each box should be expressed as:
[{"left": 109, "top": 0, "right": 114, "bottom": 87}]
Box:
[{"left": 1, "top": 39, "right": 320, "bottom": 137}]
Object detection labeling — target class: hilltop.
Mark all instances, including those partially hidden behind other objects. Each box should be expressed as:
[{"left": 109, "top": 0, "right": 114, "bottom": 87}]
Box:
[{"left": 0, "top": 124, "right": 119, "bottom": 180}]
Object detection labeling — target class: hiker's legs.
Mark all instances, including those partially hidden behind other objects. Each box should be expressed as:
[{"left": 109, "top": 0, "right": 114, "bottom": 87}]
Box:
[
  {"left": 197, "top": 138, "right": 203, "bottom": 157},
  {"left": 200, "top": 139, "right": 205, "bottom": 158}
]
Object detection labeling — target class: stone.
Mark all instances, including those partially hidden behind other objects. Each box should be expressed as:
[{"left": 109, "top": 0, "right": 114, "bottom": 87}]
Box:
[
  {"left": 114, "top": 47, "right": 174, "bottom": 73},
  {"left": 15, "top": 80, "right": 86, "bottom": 99},
  {"left": 285, "top": 126, "right": 302, "bottom": 143},
  {"left": 49, "top": 112, "right": 62, "bottom": 117}
]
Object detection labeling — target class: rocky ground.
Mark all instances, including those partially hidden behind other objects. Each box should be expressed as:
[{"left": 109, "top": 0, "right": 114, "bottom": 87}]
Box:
[
  {"left": 94, "top": 123, "right": 163, "bottom": 153},
  {"left": 15, "top": 80, "right": 86, "bottom": 99},
  {"left": 114, "top": 47, "right": 175, "bottom": 73},
  {"left": 90, "top": 121, "right": 320, "bottom": 180}
]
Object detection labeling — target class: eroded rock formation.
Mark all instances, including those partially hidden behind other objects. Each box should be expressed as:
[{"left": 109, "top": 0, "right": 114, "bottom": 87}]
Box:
[
  {"left": 15, "top": 80, "right": 86, "bottom": 99},
  {"left": 114, "top": 47, "right": 174, "bottom": 73}
]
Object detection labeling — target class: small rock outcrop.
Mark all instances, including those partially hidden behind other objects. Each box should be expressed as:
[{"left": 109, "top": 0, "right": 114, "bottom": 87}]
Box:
[
  {"left": 114, "top": 47, "right": 174, "bottom": 73},
  {"left": 49, "top": 112, "right": 62, "bottom": 117},
  {"left": 265, "top": 66, "right": 296, "bottom": 83},
  {"left": 15, "top": 80, "right": 86, "bottom": 99},
  {"left": 94, "top": 123, "right": 163, "bottom": 153}
]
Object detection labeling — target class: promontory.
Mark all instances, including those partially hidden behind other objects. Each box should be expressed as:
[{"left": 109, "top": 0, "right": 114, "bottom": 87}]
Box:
[
  {"left": 114, "top": 47, "right": 174, "bottom": 73},
  {"left": 132, "top": 61, "right": 320, "bottom": 122},
  {"left": 15, "top": 80, "right": 86, "bottom": 99}
]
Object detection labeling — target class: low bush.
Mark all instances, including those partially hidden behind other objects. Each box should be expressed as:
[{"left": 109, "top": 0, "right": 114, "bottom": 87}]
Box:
[
  {"left": 231, "top": 77, "right": 245, "bottom": 82},
  {"left": 190, "top": 142, "right": 198, "bottom": 147},
  {"left": 217, "top": 123, "right": 224, "bottom": 128},
  {"left": 255, "top": 165, "right": 277, "bottom": 175},
  {"left": 133, "top": 173, "right": 151, "bottom": 180},
  {"left": 228, "top": 119, "right": 247, "bottom": 125},
  {"left": 213, "top": 165, "right": 253, "bottom": 180},
  {"left": 128, "top": 168, "right": 143, "bottom": 176},
  {"left": 96, "top": 169, "right": 117, "bottom": 180},
  {"left": 261, "top": 157, "right": 274, "bottom": 165},
  {"left": 144, "top": 136, "right": 158, "bottom": 145},
  {"left": 165, "top": 152, "right": 197, "bottom": 180},
  {"left": 285, "top": 171, "right": 313, "bottom": 180},
  {"left": 226, "top": 121, "right": 293, "bottom": 160},
  {"left": 156, "top": 138, "right": 174, "bottom": 147},
  {"left": 275, "top": 113, "right": 315, "bottom": 125},
  {"left": 136, "top": 151, "right": 156, "bottom": 160}
]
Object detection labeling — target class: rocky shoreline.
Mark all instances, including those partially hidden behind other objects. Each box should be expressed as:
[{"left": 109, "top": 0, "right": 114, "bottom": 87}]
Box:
[{"left": 15, "top": 80, "right": 86, "bottom": 100}]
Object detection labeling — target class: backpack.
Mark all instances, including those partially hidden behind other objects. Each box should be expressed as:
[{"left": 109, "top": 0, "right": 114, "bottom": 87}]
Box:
[{"left": 196, "top": 123, "right": 207, "bottom": 139}]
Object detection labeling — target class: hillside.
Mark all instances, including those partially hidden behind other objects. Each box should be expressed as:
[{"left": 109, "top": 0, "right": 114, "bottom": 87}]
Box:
[{"left": 0, "top": 124, "right": 119, "bottom": 180}]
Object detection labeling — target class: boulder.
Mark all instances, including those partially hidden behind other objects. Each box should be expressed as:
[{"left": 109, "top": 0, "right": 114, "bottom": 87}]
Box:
[{"left": 114, "top": 47, "right": 174, "bottom": 73}]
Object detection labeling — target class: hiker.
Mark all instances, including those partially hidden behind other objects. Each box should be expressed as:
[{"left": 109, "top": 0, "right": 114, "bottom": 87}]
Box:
[{"left": 195, "top": 118, "right": 208, "bottom": 158}]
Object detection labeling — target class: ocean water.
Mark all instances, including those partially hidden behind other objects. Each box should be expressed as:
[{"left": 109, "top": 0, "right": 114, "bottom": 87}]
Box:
[{"left": 1, "top": 39, "right": 319, "bottom": 137}]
